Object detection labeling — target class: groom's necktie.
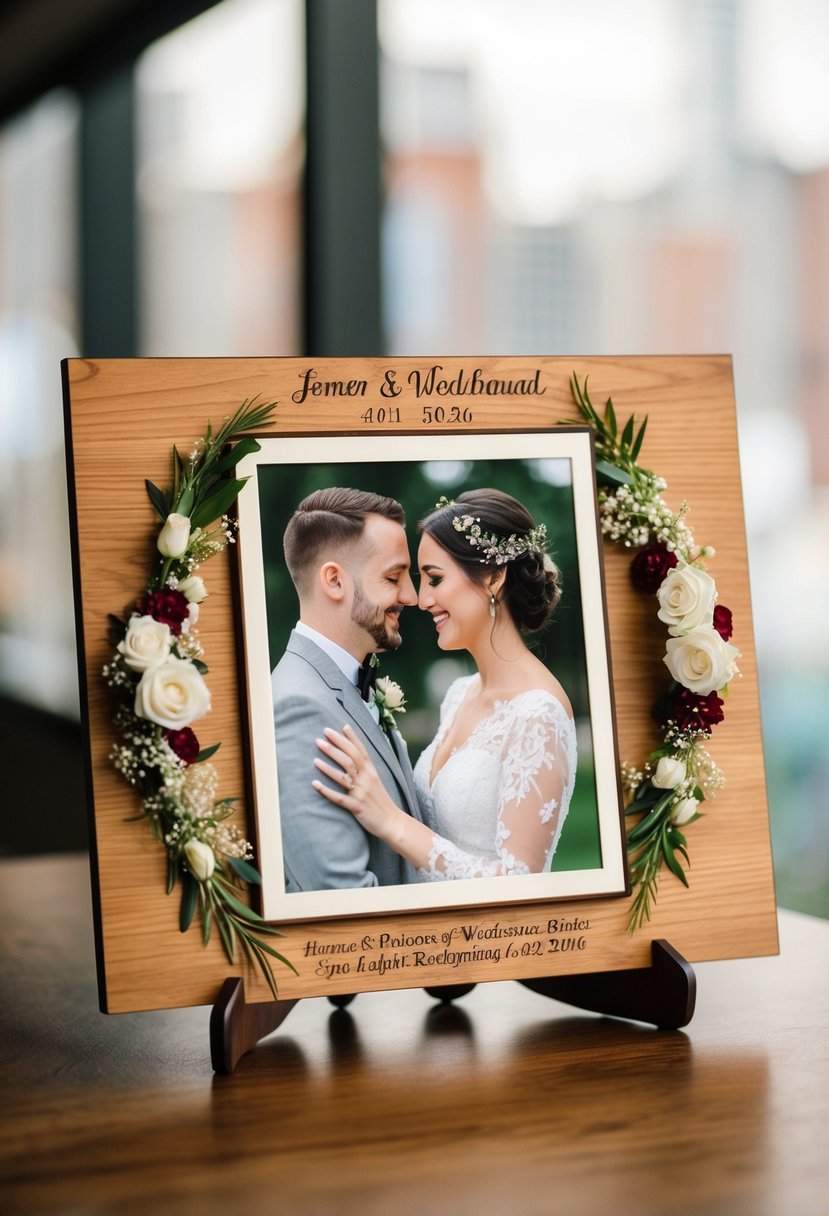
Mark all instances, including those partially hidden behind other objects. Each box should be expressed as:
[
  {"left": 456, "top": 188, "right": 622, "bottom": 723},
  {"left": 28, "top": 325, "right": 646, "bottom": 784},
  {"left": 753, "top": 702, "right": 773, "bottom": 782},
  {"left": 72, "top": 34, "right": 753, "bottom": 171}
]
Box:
[{"left": 357, "top": 656, "right": 376, "bottom": 701}]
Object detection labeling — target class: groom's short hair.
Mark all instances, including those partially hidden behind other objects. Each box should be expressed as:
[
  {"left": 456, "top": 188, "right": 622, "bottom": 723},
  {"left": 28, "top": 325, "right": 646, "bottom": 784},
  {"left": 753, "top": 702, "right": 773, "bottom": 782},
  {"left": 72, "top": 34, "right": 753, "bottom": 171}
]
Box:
[{"left": 284, "top": 487, "right": 405, "bottom": 595}]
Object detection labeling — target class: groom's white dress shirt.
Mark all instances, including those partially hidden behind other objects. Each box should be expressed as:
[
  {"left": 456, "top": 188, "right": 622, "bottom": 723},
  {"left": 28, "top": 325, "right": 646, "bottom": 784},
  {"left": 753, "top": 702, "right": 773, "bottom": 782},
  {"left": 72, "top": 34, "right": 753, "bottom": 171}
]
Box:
[{"left": 294, "top": 621, "right": 380, "bottom": 724}]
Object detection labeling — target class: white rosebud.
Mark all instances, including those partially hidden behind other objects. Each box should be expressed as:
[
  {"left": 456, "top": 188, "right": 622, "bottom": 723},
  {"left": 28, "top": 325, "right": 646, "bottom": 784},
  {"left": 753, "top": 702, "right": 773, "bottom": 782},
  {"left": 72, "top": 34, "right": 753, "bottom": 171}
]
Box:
[
  {"left": 652, "top": 756, "right": 687, "bottom": 789},
  {"left": 664, "top": 626, "right": 740, "bottom": 696},
  {"left": 671, "top": 796, "right": 699, "bottom": 825},
  {"left": 376, "top": 676, "right": 405, "bottom": 711},
  {"left": 183, "top": 839, "right": 215, "bottom": 882},
  {"left": 178, "top": 576, "right": 207, "bottom": 603},
  {"left": 657, "top": 563, "right": 717, "bottom": 635},
  {"left": 157, "top": 513, "right": 191, "bottom": 559},
  {"left": 134, "top": 656, "right": 211, "bottom": 729},
  {"left": 117, "top": 614, "right": 172, "bottom": 672}
]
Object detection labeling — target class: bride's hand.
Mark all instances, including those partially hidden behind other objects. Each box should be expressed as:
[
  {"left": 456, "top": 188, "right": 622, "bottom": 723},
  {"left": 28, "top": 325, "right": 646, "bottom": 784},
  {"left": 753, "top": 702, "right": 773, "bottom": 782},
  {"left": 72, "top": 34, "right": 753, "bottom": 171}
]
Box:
[{"left": 313, "top": 725, "right": 405, "bottom": 845}]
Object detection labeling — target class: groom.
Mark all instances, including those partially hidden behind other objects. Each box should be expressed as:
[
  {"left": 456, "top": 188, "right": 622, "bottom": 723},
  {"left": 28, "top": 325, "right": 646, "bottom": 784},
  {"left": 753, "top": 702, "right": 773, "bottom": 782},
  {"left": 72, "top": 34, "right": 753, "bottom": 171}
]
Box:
[{"left": 272, "top": 487, "right": 424, "bottom": 892}]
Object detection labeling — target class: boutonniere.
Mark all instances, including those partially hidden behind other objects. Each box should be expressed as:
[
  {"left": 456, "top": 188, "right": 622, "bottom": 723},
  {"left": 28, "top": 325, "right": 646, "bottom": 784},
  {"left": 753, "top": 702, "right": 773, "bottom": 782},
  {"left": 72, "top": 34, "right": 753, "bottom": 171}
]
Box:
[{"left": 373, "top": 666, "right": 407, "bottom": 735}]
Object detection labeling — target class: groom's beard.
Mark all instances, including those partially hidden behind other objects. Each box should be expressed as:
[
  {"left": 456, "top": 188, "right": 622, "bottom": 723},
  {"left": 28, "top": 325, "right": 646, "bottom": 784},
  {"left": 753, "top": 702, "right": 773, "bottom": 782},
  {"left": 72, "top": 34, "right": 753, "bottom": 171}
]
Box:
[{"left": 351, "top": 581, "right": 404, "bottom": 652}]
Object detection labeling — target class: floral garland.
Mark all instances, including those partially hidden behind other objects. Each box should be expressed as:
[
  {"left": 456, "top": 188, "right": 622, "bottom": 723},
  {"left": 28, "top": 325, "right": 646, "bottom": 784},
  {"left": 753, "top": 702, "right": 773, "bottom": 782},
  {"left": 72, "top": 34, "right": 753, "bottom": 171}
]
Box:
[
  {"left": 568, "top": 374, "right": 740, "bottom": 931},
  {"left": 103, "top": 399, "right": 295, "bottom": 997}
]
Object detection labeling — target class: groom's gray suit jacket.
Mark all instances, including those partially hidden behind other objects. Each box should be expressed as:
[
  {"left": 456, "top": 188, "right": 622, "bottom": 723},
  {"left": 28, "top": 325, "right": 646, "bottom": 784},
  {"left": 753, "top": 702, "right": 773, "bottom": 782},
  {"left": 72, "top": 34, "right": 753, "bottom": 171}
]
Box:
[{"left": 272, "top": 630, "right": 424, "bottom": 892}]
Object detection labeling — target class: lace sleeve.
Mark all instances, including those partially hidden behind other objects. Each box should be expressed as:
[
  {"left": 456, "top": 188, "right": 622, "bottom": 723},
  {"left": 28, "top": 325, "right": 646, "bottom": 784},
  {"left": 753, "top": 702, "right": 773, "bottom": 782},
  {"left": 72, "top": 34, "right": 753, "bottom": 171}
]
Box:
[{"left": 417, "top": 694, "right": 576, "bottom": 882}]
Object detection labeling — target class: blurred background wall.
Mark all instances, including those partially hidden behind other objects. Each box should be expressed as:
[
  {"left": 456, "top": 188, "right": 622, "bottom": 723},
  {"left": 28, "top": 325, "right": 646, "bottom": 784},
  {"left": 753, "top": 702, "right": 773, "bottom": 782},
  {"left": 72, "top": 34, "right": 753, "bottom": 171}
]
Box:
[{"left": 0, "top": 0, "right": 826, "bottom": 916}]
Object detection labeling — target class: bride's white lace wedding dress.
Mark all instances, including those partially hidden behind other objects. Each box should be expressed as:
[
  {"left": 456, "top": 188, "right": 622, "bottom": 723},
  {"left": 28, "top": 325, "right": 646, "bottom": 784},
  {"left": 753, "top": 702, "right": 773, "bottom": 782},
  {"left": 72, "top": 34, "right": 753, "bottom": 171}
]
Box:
[{"left": 412, "top": 674, "right": 577, "bottom": 881}]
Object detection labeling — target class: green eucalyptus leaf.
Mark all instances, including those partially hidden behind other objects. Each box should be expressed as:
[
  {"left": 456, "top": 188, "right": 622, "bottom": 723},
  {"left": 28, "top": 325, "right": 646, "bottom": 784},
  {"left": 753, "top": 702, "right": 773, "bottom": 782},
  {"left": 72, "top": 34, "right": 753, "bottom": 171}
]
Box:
[
  {"left": 213, "top": 436, "right": 262, "bottom": 474},
  {"left": 627, "top": 791, "right": 673, "bottom": 845},
  {"left": 145, "top": 479, "right": 170, "bottom": 521},
  {"left": 107, "top": 613, "right": 128, "bottom": 641},
  {"left": 166, "top": 852, "right": 178, "bottom": 895},
  {"left": 215, "top": 881, "right": 263, "bottom": 922},
  {"left": 190, "top": 478, "right": 248, "bottom": 529},
  {"left": 227, "top": 856, "right": 262, "bottom": 885},
  {"left": 246, "top": 936, "right": 298, "bottom": 972},
  {"left": 196, "top": 741, "right": 220, "bottom": 762},
  {"left": 595, "top": 460, "right": 634, "bottom": 487},
  {"left": 179, "top": 872, "right": 199, "bottom": 932},
  {"left": 662, "top": 841, "right": 690, "bottom": 887},
  {"left": 624, "top": 789, "right": 661, "bottom": 816},
  {"left": 215, "top": 907, "right": 237, "bottom": 963},
  {"left": 176, "top": 486, "right": 195, "bottom": 517},
  {"left": 192, "top": 659, "right": 209, "bottom": 676},
  {"left": 570, "top": 373, "right": 601, "bottom": 426},
  {"left": 606, "top": 397, "right": 618, "bottom": 438},
  {"left": 173, "top": 446, "right": 183, "bottom": 502},
  {"left": 631, "top": 415, "right": 649, "bottom": 461},
  {"left": 249, "top": 921, "right": 287, "bottom": 937}
]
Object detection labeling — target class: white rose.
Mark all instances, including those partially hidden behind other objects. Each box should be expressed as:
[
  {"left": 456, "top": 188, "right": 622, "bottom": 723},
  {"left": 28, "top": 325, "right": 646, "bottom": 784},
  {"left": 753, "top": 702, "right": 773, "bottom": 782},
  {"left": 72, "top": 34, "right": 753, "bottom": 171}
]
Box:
[
  {"left": 664, "top": 626, "right": 740, "bottom": 695},
  {"left": 134, "top": 656, "right": 211, "bottom": 729},
  {"left": 117, "top": 614, "right": 172, "bottom": 672},
  {"left": 157, "top": 513, "right": 191, "bottom": 559},
  {"left": 183, "top": 839, "right": 215, "bottom": 882},
  {"left": 178, "top": 576, "right": 207, "bottom": 603},
  {"left": 652, "top": 756, "right": 687, "bottom": 789},
  {"left": 671, "top": 796, "right": 699, "bottom": 825},
  {"left": 376, "top": 676, "right": 405, "bottom": 711},
  {"left": 657, "top": 563, "right": 717, "bottom": 635}
]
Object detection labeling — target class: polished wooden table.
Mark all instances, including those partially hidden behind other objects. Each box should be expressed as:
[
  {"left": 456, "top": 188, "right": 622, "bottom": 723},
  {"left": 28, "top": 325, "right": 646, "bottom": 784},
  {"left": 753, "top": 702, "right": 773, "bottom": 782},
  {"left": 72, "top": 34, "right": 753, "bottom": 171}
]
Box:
[{"left": 1, "top": 855, "right": 826, "bottom": 1216}]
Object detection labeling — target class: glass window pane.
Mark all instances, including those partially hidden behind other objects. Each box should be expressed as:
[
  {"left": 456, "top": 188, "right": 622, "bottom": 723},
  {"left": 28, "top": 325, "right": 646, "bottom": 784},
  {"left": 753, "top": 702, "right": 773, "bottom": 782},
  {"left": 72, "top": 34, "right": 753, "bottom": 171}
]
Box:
[
  {"left": 379, "top": 0, "right": 829, "bottom": 918},
  {"left": 0, "top": 90, "right": 80, "bottom": 716},
  {"left": 136, "top": 0, "right": 304, "bottom": 356}
]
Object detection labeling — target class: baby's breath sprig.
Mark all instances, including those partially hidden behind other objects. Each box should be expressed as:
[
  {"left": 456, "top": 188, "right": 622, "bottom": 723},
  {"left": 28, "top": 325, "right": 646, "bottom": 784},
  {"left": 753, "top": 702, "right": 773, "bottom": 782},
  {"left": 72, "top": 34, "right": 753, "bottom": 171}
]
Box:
[
  {"left": 568, "top": 374, "right": 694, "bottom": 557},
  {"left": 567, "top": 373, "right": 736, "bottom": 933}
]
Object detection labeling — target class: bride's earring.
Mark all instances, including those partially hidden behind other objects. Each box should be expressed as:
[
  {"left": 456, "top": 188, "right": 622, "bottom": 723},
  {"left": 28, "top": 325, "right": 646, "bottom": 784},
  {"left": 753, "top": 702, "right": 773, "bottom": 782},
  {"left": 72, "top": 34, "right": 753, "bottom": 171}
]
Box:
[{"left": 489, "top": 593, "right": 497, "bottom": 618}]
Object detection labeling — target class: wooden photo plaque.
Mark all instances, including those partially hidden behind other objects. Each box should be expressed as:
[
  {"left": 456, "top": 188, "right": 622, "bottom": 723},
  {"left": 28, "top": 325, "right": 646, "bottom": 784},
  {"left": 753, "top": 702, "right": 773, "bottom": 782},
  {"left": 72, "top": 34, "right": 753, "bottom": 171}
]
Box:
[{"left": 62, "top": 356, "right": 778, "bottom": 1014}]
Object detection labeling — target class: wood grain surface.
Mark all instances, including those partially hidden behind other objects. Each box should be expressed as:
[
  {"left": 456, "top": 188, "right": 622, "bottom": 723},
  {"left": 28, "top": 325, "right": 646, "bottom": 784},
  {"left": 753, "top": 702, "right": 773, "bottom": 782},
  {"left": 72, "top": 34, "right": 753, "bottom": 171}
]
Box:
[
  {"left": 63, "top": 356, "right": 777, "bottom": 1012},
  {"left": 1, "top": 856, "right": 824, "bottom": 1216}
]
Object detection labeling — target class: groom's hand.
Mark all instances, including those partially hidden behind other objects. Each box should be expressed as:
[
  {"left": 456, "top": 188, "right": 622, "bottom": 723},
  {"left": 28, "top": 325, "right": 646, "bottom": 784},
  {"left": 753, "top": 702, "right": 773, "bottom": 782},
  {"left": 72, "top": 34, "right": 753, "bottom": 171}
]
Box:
[{"left": 313, "top": 725, "right": 406, "bottom": 849}]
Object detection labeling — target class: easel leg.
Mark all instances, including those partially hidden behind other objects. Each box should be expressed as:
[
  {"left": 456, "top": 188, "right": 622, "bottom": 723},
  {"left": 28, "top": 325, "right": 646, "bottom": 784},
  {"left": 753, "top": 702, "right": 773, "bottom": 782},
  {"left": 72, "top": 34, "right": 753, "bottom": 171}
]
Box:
[
  {"left": 210, "top": 977, "right": 298, "bottom": 1074},
  {"left": 519, "top": 939, "right": 696, "bottom": 1029},
  {"left": 423, "top": 983, "right": 477, "bottom": 1002}
]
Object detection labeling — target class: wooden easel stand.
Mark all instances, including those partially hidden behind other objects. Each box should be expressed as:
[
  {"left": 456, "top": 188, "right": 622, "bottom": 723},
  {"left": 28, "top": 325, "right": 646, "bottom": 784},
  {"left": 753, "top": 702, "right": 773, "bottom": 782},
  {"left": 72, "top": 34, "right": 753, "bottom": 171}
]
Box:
[{"left": 210, "top": 939, "right": 695, "bottom": 1074}]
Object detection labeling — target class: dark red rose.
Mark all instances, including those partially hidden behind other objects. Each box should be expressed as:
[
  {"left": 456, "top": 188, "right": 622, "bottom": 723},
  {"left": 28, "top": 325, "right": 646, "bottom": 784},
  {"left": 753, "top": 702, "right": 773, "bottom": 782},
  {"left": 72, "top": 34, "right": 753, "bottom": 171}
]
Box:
[
  {"left": 713, "top": 604, "right": 733, "bottom": 641},
  {"left": 630, "top": 543, "right": 678, "bottom": 594},
  {"left": 672, "top": 688, "right": 725, "bottom": 734},
  {"left": 137, "top": 589, "right": 190, "bottom": 636},
  {"left": 164, "top": 727, "right": 200, "bottom": 765}
]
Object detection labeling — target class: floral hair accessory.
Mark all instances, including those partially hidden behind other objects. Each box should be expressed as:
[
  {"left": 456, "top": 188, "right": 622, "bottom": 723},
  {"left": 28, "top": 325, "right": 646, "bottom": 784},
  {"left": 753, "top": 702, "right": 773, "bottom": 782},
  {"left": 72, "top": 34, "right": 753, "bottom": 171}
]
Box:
[
  {"left": 452, "top": 515, "right": 548, "bottom": 565},
  {"left": 434, "top": 495, "right": 548, "bottom": 566}
]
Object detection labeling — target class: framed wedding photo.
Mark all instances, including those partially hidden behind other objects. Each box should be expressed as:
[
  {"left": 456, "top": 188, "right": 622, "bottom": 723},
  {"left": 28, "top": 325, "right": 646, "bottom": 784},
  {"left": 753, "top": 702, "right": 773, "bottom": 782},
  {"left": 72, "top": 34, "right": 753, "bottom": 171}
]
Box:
[
  {"left": 63, "top": 355, "right": 777, "bottom": 1014},
  {"left": 235, "top": 429, "right": 628, "bottom": 922}
]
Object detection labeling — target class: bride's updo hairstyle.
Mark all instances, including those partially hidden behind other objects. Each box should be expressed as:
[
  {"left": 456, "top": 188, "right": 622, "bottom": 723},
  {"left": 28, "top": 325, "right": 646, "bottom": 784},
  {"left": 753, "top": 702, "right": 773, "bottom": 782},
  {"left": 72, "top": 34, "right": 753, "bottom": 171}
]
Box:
[{"left": 420, "top": 488, "right": 561, "bottom": 632}]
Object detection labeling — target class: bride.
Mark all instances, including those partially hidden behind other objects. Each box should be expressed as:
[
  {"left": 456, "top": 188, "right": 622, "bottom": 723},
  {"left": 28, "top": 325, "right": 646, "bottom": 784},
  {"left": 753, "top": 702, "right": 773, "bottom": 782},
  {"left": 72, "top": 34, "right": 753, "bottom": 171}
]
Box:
[{"left": 312, "top": 489, "right": 577, "bottom": 881}]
